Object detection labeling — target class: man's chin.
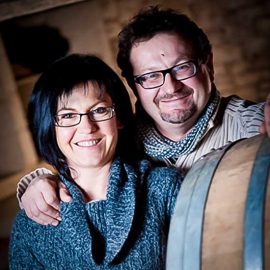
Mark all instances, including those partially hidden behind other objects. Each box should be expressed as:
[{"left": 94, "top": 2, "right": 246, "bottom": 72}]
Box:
[{"left": 160, "top": 109, "right": 195, "bottom": 124}]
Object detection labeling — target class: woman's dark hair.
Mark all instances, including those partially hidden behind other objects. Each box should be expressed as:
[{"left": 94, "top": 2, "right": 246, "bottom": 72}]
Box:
[
  {"left": 117, "top": 5, "right": 212, "bottom": 96},
  {"left": 28, "top": 54, "right": 138, "bottom": 180}
]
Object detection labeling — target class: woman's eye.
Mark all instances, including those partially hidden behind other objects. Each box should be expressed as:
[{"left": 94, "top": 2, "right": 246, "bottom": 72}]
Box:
[
  {"left": 61, "top": 113, "right": 77, "bottom": 119},
  {"left": 93, "top": 107, "right": 107, "bottom": 114}
]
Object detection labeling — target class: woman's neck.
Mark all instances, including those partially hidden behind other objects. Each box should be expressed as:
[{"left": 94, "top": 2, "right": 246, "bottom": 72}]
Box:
[{"left": 71, "top": 162, "right": 111, "bottom": 202}]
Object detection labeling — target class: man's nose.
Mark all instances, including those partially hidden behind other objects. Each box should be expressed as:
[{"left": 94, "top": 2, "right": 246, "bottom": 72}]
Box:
[{"left": 160, "top": 73, "right": 183, "bottom": 94}]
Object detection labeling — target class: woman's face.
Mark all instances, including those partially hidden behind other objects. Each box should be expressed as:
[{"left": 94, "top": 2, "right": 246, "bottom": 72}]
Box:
[{"left": 55, "top": 82, "right": 120, "bottom": 171}]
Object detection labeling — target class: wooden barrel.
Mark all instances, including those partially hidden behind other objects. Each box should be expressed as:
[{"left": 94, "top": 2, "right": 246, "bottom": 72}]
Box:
[{"left": 166, "top": 134, "right": 270, "bottom": 270}]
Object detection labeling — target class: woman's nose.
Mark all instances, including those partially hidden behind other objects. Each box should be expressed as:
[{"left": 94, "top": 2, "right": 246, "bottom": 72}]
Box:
[{"left": 78, "top": 114, "right": 97, "bottom": 132}]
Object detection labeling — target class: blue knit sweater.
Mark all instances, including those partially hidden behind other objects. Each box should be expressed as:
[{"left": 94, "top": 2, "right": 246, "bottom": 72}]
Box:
[{"left": 9, "top": 158, "right": 182, "bottom": 269}]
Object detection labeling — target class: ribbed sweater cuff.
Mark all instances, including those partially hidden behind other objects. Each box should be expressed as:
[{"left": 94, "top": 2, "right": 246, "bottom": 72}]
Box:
[{"left": 17, "top": 167, "right": 53, "bottom": 208}]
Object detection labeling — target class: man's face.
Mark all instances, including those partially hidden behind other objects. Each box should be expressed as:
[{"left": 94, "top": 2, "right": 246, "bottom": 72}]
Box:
[{"left": 130, "top": 33, "right": 213, "bottom": 139}]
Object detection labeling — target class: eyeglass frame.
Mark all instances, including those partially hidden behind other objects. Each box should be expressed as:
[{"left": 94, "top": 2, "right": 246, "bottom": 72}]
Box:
[
  {"left": 133, "top": 60, "right": 199, "bottom": 90},
  {"left": 54, "top": 104, "right": 115, "bottom": 127}
]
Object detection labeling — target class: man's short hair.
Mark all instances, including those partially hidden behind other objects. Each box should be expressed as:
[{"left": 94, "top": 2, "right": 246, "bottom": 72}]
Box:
[{"left": 117, "top": 5, "right": 212, "bottom": 95}]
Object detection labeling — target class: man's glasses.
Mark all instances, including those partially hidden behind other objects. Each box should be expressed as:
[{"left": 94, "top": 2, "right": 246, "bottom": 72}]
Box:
[
  {"left": 134, "top": 60, "right": 198, "bottom": 89},
  {"left": 55, "top": 105, "right": 115, "bottom": 127}
]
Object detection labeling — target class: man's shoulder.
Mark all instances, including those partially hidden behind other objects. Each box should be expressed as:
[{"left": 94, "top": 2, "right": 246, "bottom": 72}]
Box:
[
  {"left": 221, "top": 94, "right": 262, "bottom": 110},
  {"left": 217, "top": 95, "right": 264, "bottom": 121}
]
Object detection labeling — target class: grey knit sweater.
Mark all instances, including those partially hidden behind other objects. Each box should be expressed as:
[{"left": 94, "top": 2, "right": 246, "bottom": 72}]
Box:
[{"left": 9, "top": 158, "right": 182, "bottom": 269}]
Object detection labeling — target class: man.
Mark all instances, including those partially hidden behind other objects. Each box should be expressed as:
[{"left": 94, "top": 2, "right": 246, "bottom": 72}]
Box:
[
  {"left": 116, "top": 6, "right": 266, "bottom": 173},
  {"left": 17, "top": 6, "right": 269, "bottom": 225}
]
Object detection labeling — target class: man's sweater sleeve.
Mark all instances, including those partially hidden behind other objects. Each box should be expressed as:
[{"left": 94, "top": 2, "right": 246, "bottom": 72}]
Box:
[{"left": 17, "top": 168, "right": 54, "bottom": 207}]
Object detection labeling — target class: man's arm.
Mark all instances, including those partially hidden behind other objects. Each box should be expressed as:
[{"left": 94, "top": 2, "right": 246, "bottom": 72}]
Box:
[
  {"left": 17, "top": 168, "right": 53, "bottom": 205},
  {"left": 17, "top": 168, "right": 71, "bottom": 225}
]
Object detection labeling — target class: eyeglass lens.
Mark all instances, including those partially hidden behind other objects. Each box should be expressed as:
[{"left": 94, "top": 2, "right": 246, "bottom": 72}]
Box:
[
  {"left": 136, "top": 61, "right": 197, "bottom": 89},
  {"left": 55, "top": 107, "right": 114, "bottom": 127}
]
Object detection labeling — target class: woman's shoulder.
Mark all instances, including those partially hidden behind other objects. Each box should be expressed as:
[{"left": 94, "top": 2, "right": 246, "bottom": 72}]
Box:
[
  {"left": 137, "top": 159, "right": 183, "bottom": 187},
  {"left": 135, "top": 160, "right": 182, "bottom": 213},
  {"left": 11, "top": 209, "right": 48, "bottom": 241}
]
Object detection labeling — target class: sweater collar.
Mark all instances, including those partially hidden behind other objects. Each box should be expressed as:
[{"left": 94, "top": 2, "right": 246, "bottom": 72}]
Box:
[
  {"left": 105, "top": 158, "right": 137, "bottom": 262},
  {"left": 60, "top": 157, "right": 138, "bottom": 263}
]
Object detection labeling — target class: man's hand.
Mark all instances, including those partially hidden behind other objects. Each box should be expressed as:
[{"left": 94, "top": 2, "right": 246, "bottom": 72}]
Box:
[
  {"left": 21, "top": 174, "right": 72, "bottom": 226},
  {"left": 260, "top": 94, "right": 270, "bottom": 137}
]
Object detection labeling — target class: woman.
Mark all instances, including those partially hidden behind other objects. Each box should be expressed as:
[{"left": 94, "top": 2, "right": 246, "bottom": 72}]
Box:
[{"left": 9, "top": 54, "right": 182, "bottom": 269}]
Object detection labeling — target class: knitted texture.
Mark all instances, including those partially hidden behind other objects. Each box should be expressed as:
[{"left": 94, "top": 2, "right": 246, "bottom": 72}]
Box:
[
  {"left": 137, "top": 89, "right": 220, "bottom": 161},
  {"left": 9, "top": 158, "right": 182, "bottom": 270}
]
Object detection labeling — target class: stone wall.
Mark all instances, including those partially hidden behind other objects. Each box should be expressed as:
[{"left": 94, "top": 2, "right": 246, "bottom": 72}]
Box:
[{"left": 188, "top": 0, "right": 270, "bottom": 101}]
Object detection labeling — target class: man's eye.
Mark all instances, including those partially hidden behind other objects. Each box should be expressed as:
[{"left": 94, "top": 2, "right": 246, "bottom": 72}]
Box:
[
  {"left": 141, "top": 72, "right": 161, "bottom": 81},
  {"left": 175, "top": 63, "right": 192, "bottom": 72}
]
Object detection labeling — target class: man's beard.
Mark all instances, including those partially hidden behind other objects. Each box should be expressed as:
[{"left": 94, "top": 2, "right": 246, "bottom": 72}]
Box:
[
  {"left": 155, "top": 88, "right": 196, "bottom": 124},
  {"left": 159, "top": 102, "right": 196, "bottom": 123}
]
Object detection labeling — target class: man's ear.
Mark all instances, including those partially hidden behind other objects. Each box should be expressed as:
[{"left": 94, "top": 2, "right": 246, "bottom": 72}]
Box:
[{"left": 206, "top": 52, "right": 214, "bottom": 82}]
